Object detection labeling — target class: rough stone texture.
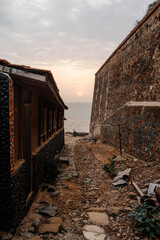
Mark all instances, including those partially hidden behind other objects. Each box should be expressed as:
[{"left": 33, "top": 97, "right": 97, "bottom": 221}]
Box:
[
  {"left": 33, "top": 129, "right": 64, "bottom": 191},
  {"left": 9, "top": 78, "right": 15, "bottom": 175},
  {"left": 87, "top": 212, "right": 109, "bottom": 225},
  {"left": 90, "top": 3, "right": 160, "bottom": 161},
  {"left": 83, "top": 225, "right": 106, "bottom": 240},
  {"left": 0, "top": 73, "right": 12, "bottom": 229},
  {"left": 11, "top": 161, "right": 29, "bottom": 228},
  {"left": 38, "top": 223, "right": 61, "bottom": 234},
  {"left": 101, "top": 103, "right": 160, "bottom": 161}
]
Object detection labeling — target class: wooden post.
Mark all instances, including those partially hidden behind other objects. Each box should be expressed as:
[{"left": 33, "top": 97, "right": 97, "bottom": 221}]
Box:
[{"left": 112, "top": 123, "right": 126, "bottom": 157}]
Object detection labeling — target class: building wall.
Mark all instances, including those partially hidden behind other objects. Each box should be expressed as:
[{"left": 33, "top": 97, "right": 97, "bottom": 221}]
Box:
[
  {"left": 90, "top": 4, "right": 160, "bottom": 137},
  {"left": 0, "top": 73, "right": 12, "bottom": 229},
  {"left": 11, "top": 128, "right": 64, "bottom": 228},
  {"left": 0, "top": 73, "right": 65, "bottom": 229},
  {"left": 101, "top": 103, "right": 160, "bottom": 161}
]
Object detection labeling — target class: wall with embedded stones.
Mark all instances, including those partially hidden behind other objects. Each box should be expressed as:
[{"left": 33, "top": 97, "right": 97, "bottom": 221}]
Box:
[
  {"left": 101, "top": 102, "right": 160, "bottom": 161},
  {"left": 90, "top": 3, "right": 160, "bottom": 138},
  {"left": 0, "top": 73, "right": 12, "bottom": 229},
  {"left": 0, "top": 71, "right": 65, "bottom": 229}
]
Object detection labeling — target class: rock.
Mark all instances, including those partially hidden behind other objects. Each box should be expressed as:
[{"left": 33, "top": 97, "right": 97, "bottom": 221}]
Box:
[
  {"left": 19, "top": 231, "right": 34, "bottom": 238},
  {"left": 39, "top": 210, "right": 57, "bottom": 217},
  {"left": 82, "top": 225, "right": 106, "bottom": 240},
  {"left": 40, "top": 195, "right": 53, "bottom": 205},
  {"left": 87, "top": 207, "right": 106, "bottom": 212},
  {"left": 60, "top": 156, "right": 69, "bottom": 164},
  {"left": 0, "top": 231, "right": 13, "bottom": 240},
  {"left": 35, "top": 205, "right": 45, "bottom": 211},
  {"left": 38, "top": 223, "right": 61, "bottom": 234},
  {"left": 113, "top": 180, "right": 127, "bottom": 187},
  {"left": 43, "top": 184, "right": 56, "bottom": 192},
  {"left": 114, "top": 168, "right": 132, "bottom": 181},
  {"left": 30, "top": 237, "right": 42, "bottom": 240},
  {"left": 87, "top": 212, "right": 109, "bottom": 225},
  {"left": 47, "top": 217, "right": 63, "bottom": 225},
  {"left": 114, "top": 155, "right": 125, "bottom": 162},
  {"left": 154, "top": 179, "right": 160, "bottom": 184},
  {"left": 148, "top": 183, "right": 160, "bottom": 197},
  {"left": 27, "top": 213, "right": 43, "bottom": 221},
  {"left": 85, "top": 178, "right": 92, "bottom": 183},
  {"left": 50, "top": 191, "right": 60, "bottom": 197}
]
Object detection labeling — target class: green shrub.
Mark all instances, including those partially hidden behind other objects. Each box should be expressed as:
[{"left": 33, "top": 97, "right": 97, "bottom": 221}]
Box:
[
  {"left": 128, "top": 203, "right": 160, "bottom": 238},
  {"left": 103, "top": 158, "right": 115, "bottom": 175},
  {"left": 93, "top": 137, "right": 98, "bottom": 143}
]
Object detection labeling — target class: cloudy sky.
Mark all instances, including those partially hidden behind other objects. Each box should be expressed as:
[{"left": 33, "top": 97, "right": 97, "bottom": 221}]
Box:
[{"left": 0, "top": 0, "right": 154, "bottom": 102}]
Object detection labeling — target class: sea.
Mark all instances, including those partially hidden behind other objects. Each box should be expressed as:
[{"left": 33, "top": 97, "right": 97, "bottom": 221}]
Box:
[{"left": 64, "top": 102, "right": 92, "bottom": 133}]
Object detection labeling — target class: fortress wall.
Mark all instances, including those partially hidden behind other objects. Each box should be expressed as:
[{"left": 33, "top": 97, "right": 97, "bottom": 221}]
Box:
[{"left": 90, "top": 3, "right": 160, "bottom": 137}]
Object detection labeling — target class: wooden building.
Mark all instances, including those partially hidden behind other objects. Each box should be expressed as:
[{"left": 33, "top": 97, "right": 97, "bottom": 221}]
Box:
[{"left": 0, "top": 59, "right": 67, "bottom": 229}]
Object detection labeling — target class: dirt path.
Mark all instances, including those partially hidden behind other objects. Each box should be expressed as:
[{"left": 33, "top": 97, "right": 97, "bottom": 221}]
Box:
[{"left": 2, "top": 135, "right": 159, "bottom": 240}]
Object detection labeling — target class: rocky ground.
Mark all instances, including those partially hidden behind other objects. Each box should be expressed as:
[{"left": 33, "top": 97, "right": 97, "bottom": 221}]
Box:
[{"left": 1, "top": 135, "right": 160, "bottom": 240}]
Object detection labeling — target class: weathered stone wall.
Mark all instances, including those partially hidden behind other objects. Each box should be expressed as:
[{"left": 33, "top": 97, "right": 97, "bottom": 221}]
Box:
[
  {"left": 33, "top": 129, "right": 64, "bottom": 190},
  {"left": 9, "top": 78, "right": 15, "bottom": 175},
  {"left": 101, "top": 102, "right": 160, "bottom": 161},
  {"left": 90, "top": 3, "right": 160, "bottom": 137},
  {"left": 0, "top": 73, "right": 12, "bottom": 229}
]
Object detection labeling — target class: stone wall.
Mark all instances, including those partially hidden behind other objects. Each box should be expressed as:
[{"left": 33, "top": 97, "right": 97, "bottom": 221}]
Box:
[
  {"left": 10, "top": 129, "right": 65, "bottom": 228},
  {"left": 9, "top": 78, "right": 15, "bottom": 175},
  {"left": 0, "top": 73, "right": 12, "bottom": 229},
  {"left": 90, "top": 3, "right": 160, "bottom": 137},
  {"left": 101, "top": 102, "right": 160, "bottom": 161},
  {"left": 33, "top": 129, "right": 64, "bottom": 190}
]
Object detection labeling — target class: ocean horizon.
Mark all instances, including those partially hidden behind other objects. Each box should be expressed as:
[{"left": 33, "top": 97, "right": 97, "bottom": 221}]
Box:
[{"left": 64, "top": 102, "right": 92, "bottom": 133}]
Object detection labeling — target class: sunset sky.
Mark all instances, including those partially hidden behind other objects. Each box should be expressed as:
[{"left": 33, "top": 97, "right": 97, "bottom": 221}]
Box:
[{"left": 0, "top": 0, "right": 154, "bottom": 102}]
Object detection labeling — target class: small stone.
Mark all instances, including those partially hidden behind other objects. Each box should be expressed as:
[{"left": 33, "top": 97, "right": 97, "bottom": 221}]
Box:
[
  {"left": 43, "top": 184, "right": 56, "bottom": 192},
  {"left": 60, "top": 156, "right": 69, "bottom": 164},
  {"left": 40, "top": 195, "right": 53, "bottom": 205},
  {"left": 27, "top": 213, "right": 43, "bottom": 221},
  {"left": 87, "top": 212, "right": 109, "bottom": 225},
  {"left": 47, "top": 217, "right": 63, "bottom": 225},
  {"left": 87, "top": 207, "right": 106, "bottom": 213},
  {"left": 39, "top": 210, "right": 57, "bottom": 217},
  {"left": 82, "top": 225, "right": 106, "bottom": 240},
  {"left": 51, "top": 191, "right": 60, "bottom": 197},
  {"left": 0, "top": 232, "right": 13, "bottom": 240},
  {"left": 38, "top": 223, "right": 61, "bottom": 234},
  {"left": 30, "top": 237, "right": 42, "bottom": 240},
  {"left": 113, "top": 180, "right": 127, "bottom": 187}
]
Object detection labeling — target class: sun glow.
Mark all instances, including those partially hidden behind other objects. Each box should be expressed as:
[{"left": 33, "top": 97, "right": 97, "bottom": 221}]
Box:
[{"left": 77, "top": 92, "right": 83, "bottom": 96}]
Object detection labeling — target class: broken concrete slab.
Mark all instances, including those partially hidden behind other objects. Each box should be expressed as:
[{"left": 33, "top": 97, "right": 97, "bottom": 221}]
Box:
[
  {"left": 87, "top": 212, "right": 109, "bottom": 225},
  {"left": 114, "top": 168, "right": 132, "bottom": 181},
  {"left": 113, "top": 180, "right": 127, "bottom": 187},
  {"left": 82, "top": 224, "right": 106, "bottom": 240}
]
